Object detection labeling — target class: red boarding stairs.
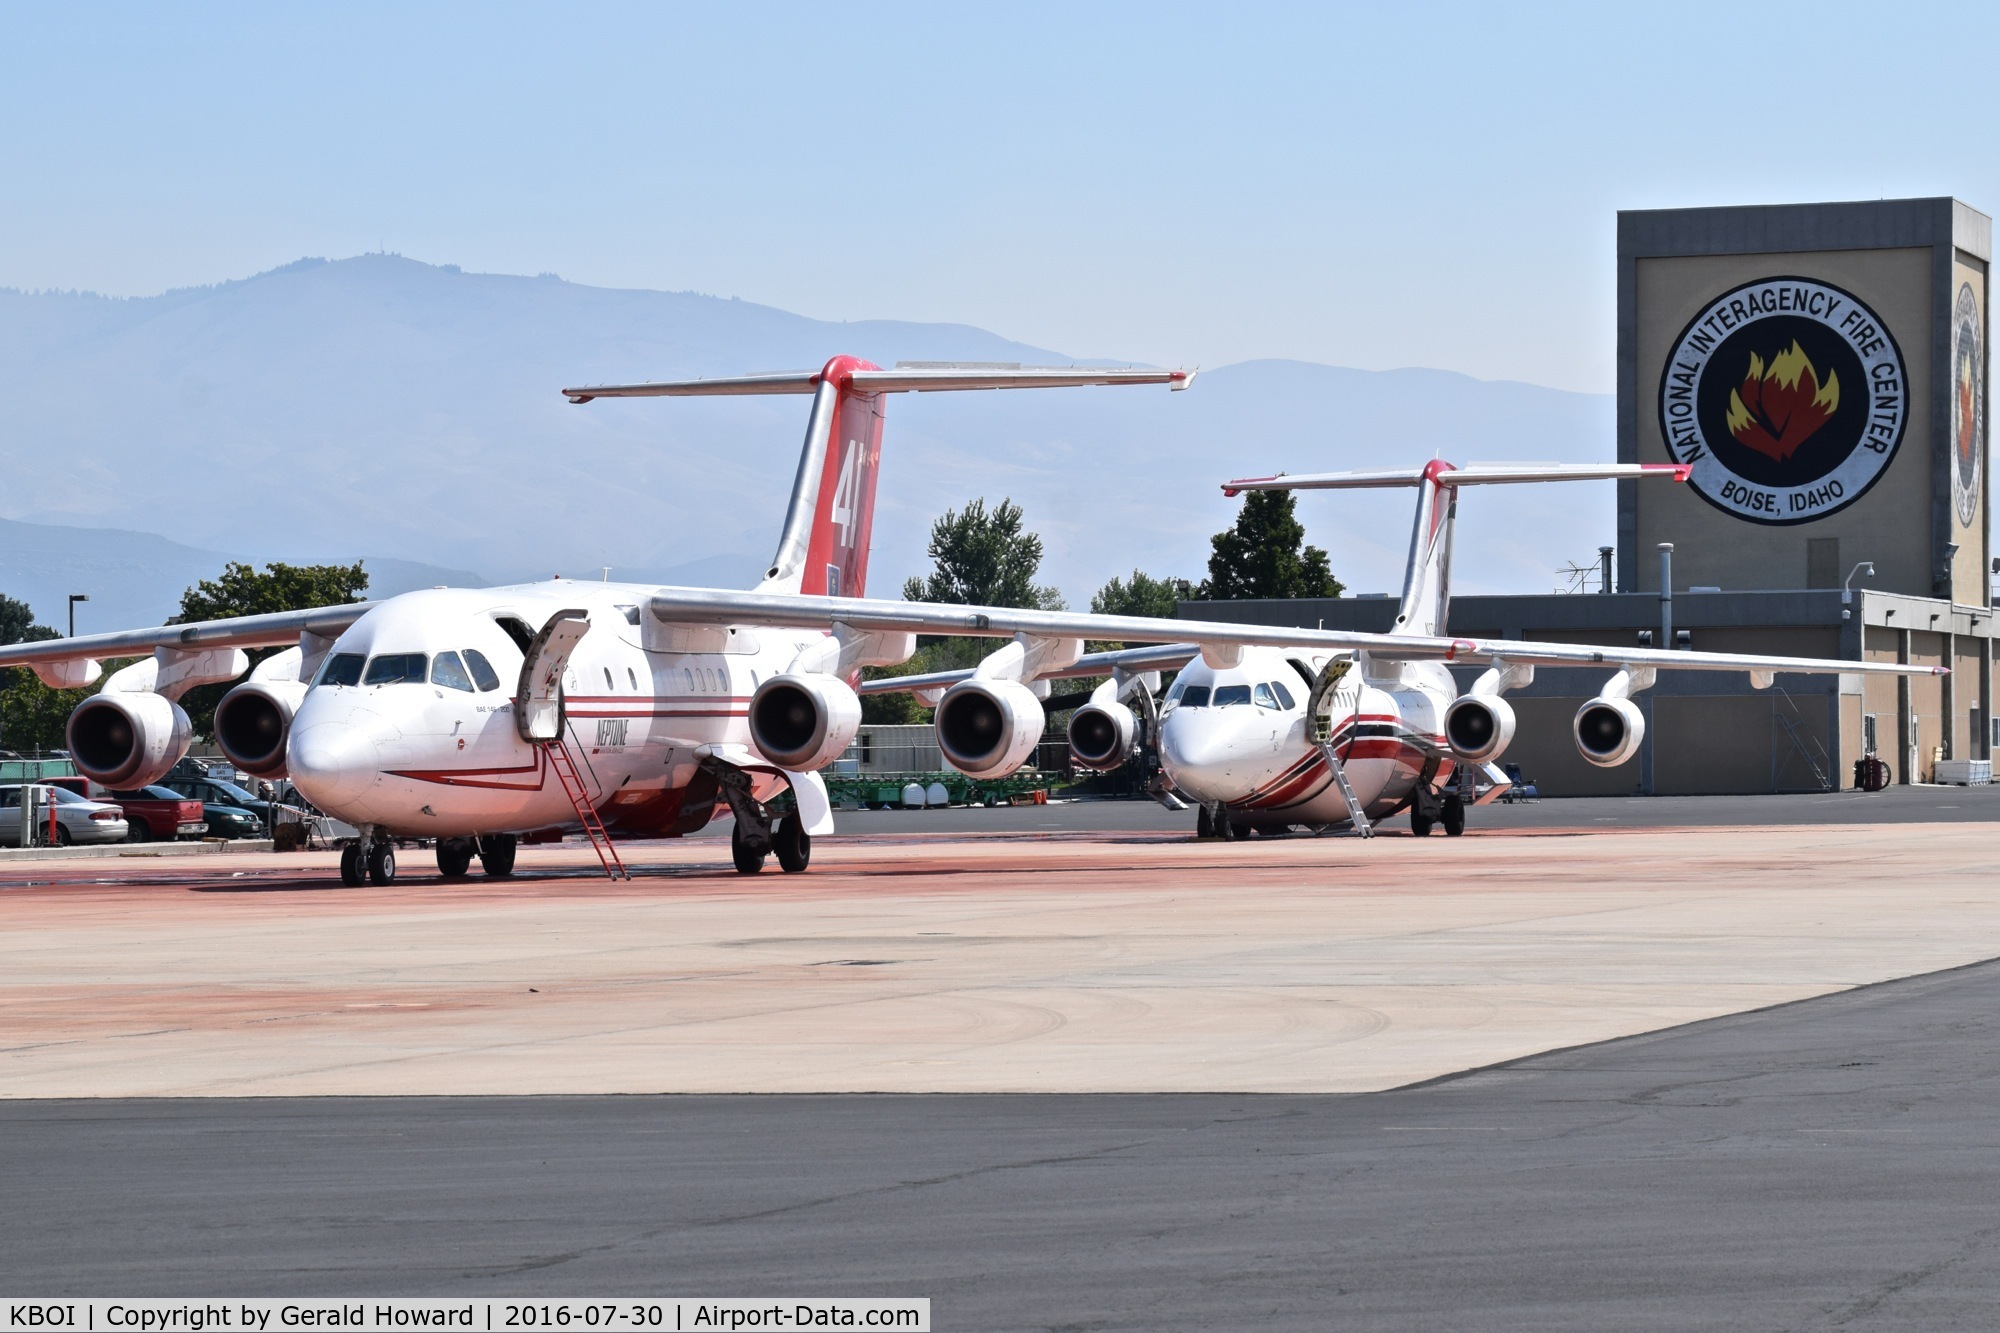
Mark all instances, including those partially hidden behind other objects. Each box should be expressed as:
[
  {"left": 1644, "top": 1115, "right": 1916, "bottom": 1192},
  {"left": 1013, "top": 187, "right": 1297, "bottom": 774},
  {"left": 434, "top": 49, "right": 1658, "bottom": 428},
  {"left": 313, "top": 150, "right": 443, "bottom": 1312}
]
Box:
[{"left": 544, "top": 737, "right": 630, "bottom": 880}]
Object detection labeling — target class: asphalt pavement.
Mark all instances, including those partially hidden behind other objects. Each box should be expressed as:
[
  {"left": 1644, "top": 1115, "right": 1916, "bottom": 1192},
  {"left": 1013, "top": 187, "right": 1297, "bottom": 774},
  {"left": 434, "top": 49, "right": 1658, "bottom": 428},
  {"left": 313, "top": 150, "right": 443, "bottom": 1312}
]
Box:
[
  {"left": 688, "top": 780, "right": 2000, "bottom": 838},
  {"left": 11, "top": 957, "right": 2000, "bottom": 1328}
]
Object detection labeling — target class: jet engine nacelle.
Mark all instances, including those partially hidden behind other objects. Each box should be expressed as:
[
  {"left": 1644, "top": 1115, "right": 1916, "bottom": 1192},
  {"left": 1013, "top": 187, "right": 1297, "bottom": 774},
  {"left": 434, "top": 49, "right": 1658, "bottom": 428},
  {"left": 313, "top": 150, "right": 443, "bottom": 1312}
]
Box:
[
  {"left": 936, "top": 678, "right": 1045, "bottom": 777},
  {"left": 1067, "top": 699, "right": 1138, "bottom": 771},
  {"left": 214, "top": 680, "right": 310, "bottom": 779},
  {"left": 1443, "top": 694, "right": 1517, "bottom": 764},
  {"left": 749, "top": 672, "right": 862, "bottom": 771},
  {"left": 1574, "top": 696, "right": 1645, "bottom": 767},
  {"left": 66, "top": 692, "right": 193, "bottom": 790}
]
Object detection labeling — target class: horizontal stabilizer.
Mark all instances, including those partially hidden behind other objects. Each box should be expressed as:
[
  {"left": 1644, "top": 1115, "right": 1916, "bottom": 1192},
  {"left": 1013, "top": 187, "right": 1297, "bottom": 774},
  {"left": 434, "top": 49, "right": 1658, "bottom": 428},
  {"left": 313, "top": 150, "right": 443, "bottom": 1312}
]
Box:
[
  {"left": 565, "top": 364, "right": 1192, "bottom": 403},
  {"left": 1223, "top": 462, "right": 1688, "bottom": 496}
]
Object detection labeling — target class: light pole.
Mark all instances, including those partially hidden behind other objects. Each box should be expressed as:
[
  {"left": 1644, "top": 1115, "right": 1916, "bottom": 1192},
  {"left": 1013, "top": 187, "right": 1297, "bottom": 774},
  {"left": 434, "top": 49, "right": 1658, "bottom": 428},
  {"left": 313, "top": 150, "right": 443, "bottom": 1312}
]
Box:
[
  {"left": 1842, "top": 562, "right": 1875, "bottom": 605},
  {"left": 67, "top": 593, "right": 88, "bottom": 639}
]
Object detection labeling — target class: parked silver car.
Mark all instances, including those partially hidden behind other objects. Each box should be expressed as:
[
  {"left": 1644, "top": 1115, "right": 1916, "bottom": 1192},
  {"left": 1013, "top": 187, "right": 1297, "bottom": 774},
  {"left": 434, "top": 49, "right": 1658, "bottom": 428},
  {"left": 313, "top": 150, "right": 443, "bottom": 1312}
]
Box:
[{"left": 0, "top": 783, "right": 130, "bottom": 846}]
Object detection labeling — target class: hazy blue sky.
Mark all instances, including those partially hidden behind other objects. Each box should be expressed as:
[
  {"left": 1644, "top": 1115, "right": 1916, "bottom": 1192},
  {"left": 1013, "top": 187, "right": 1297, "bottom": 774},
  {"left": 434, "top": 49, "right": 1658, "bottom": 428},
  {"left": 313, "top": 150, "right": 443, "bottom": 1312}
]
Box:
[{"left": 3, "top": 2, "right": 1993, "bottom": 392}]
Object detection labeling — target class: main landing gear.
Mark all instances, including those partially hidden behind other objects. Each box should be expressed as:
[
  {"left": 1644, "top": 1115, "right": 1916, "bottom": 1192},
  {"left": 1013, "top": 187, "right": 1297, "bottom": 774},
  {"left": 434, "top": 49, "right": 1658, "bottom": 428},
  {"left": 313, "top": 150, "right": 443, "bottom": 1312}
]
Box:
[
  {"left": 711, "top": 760, "right": 809, "bottom": 875},
  {"left": 477, "top": 833, "right": 517, "bottom": 877},
  {"left": 1410, "top": 781, "right": 1467, "bottom": 838}
]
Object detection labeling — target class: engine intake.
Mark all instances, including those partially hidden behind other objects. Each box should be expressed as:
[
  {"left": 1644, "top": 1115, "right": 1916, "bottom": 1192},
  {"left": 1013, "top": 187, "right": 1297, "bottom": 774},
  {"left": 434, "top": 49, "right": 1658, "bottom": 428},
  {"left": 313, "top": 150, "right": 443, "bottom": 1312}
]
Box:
[
  {"left": 66, "top": 692, "right": 192, "bottom": 790},
  {"left": 749, "top": 673, "right": 861, "bottom": 770},
  {"left": 936, "top": 679, "right": 1045, "bottom": 777},
  {"left": 1068, "top": 699, "right": 1137, "bottom": 771},
  {"left": 1574, "top": 696, "right": 1645, "bottom": 767},
  {"left": 215, "top": 680, "right": 309, "bottom": 779},
  {"left": 1443, "top": 694, "right": 1517, "bottom": 764}
]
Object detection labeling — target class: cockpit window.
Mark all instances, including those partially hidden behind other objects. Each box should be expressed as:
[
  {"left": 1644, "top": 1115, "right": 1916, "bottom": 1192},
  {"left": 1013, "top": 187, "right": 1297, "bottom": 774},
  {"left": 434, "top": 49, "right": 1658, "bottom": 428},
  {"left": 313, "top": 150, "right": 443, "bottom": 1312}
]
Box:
[
  {"left": 1178, "top": 685, "right": 1211, "bottom": 708},
  {"left": 317, "top": 653, "right": 365, "bottom": 687},
  {"left": 430, "top": 652, "right": 475, "bottom": 693},
  {"left": 1254, "top": 683, "right": 1279, "bottom": 710},
  {"left": 1269, "top": 679, "right": 1297, "bottom": 710},
  {"left": 1212, "top": 684, "right": 1253, "bottom": 708},
  {"left": 462, "top": 649, "right": 501, "bottom": 692},
  {"left": 363, "top": 653, "right": 429, "bottom": 686}
]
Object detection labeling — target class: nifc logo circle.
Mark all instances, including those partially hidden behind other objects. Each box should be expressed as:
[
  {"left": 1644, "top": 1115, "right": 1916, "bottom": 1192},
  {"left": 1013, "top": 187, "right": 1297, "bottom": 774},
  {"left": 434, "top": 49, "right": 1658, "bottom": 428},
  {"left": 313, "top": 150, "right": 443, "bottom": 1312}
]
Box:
[
  {"left": 1658, "top": 276, "right": 1907, "bottom": 525},
  {"left": 1951, "top": 282, "right": 1983, "bottom": 530}
]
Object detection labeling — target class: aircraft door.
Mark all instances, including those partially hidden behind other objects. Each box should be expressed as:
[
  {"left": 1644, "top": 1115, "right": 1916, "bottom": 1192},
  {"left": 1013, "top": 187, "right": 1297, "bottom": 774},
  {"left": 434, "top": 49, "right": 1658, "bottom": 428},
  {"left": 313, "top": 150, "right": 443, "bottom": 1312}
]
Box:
[{"left": 515, "top": 609, "right": 591, "bottom": 743}]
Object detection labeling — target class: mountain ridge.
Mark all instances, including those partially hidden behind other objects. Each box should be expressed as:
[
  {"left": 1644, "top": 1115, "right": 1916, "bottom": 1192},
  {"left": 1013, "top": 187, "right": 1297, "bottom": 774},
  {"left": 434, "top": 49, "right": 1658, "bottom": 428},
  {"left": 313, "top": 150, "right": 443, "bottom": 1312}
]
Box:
[{"left": 0, "top": 255, "right": 1615, "bottom": 626}]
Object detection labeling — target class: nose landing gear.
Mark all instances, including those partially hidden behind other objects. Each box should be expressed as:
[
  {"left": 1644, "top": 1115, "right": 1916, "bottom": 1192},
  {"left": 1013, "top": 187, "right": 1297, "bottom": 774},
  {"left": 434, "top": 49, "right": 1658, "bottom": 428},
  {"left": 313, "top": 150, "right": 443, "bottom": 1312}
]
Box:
[{"left": 340, "top": 827, "right": 398, "bottom": 885}]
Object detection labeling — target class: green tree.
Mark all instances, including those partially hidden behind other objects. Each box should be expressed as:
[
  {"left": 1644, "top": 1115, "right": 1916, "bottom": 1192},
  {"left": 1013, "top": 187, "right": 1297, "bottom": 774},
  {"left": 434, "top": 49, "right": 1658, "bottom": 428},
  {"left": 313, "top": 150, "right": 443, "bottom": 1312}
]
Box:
[
  {"left": 0, "top": 593, "right": 45, "bottom": 647},
  {"left": 179, "top": 560, "right": 370, "bottom": 622},
  {"left": 1091, "top": 569, "right": 1192, "bottom": 620},
  {"left": 865, "top": 498, "right": 1065, "bottom": 723},
  {"left": 1196, "top": 490, "right": 1344, "bottom": 601},
  {"left": 901, "top": 497, "right": 1066, "bottom": 611},
  {"left": 0, "top": 594, "right": 77, "bottom": 754},
  {"left": 176, "top": 561, "right": 371, "bottom": 740}
]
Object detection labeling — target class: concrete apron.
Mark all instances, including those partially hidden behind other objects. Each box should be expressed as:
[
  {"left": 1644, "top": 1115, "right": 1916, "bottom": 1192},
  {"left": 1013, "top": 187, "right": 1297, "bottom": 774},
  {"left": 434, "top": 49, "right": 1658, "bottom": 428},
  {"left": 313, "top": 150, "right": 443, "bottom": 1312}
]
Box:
[{"left": 0, "top": 824, "right": 1991, "bottom": 1097}]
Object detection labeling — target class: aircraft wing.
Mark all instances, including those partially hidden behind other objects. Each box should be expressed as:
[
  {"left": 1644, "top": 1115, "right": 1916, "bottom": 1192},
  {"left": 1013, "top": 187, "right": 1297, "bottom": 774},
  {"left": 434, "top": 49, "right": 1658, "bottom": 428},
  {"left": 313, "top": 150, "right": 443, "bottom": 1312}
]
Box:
[
  {"left": 858, "top": 643, "right": 1199, "bottom": 695},
  {"left": 648, "top": 587, "right": 1945, "bottom": 680},
  {"left": 0, "top": 603, "right": 375, "bottom": 670}
]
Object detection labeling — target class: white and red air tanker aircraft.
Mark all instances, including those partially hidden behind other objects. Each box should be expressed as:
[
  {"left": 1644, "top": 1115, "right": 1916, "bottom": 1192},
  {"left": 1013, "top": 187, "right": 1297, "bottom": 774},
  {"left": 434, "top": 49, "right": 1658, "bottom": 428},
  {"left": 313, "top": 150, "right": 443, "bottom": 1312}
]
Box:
[
  {"left": 767, "top": 459, "right": 1944, "bottom": 839},
  {"left": 0, "top": 357, "right": 1940, "bottom": 881}
]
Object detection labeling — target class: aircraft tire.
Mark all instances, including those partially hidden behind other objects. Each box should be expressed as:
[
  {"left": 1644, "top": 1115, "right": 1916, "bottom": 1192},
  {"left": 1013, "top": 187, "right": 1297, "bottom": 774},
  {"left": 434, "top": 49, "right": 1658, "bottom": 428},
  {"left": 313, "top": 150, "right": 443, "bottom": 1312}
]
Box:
[
  {"left": 340, "top": 844, "right": 366, "bottom": 887},
  {"left": 477, "top": 834, "right": 517, "bottom": 877},
  {"left": 1442, "top": 794, "right": 1466, "bottom": 837},
  {"left": 1215, "top": 813, "right": 1236, "bottom": 842},
  {"left": 367, "top": 842, "right": 396, "bottom": 885},
  {"left": 731, "top": 822, "right": 765, "bottom": 875},
  {"left": 436, "top": 839, "right": 474, "bottom": 878},
  {"left": 1410, "top": 808, "right": 1435, "bottom": 837},
  {"left": 1196, "top": 805, "right": 1214, "bottom": 838},
  {"left": 774, "top": 816, "right": 811, "bottom": 873}
]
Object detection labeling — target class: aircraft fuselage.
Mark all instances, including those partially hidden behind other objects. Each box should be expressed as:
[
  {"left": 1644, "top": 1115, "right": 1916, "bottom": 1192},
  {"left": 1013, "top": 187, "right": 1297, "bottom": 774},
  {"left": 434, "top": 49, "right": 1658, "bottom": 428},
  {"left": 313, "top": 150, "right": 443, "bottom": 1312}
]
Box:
[{"left": 287, "top": 582, "right": 810, "bottom": 839}]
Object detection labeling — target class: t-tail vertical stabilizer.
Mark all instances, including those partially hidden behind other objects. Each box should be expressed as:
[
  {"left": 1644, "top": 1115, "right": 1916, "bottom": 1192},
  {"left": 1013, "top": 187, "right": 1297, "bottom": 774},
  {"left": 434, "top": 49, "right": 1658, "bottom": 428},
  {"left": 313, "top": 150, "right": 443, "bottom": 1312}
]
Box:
[
  {"left": 1221, "top": 462, "right": 1692, "bottom": 637},
  {"left": 564, "top": 359, "right": 1195, "bottom": 597}
]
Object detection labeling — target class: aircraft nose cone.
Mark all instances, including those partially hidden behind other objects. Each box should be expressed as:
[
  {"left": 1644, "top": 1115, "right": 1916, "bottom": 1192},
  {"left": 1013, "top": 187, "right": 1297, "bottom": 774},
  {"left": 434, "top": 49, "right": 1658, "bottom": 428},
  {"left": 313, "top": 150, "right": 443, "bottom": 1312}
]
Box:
[
  {"left": 288, "top": 721, "right": 382, "bottom": 816},
  {"left": 1160, "top": 718, "right": 1235, "bottom": 791},
  {"left": 1162, "top": 720, "right": 1225, "bottom": 771}
]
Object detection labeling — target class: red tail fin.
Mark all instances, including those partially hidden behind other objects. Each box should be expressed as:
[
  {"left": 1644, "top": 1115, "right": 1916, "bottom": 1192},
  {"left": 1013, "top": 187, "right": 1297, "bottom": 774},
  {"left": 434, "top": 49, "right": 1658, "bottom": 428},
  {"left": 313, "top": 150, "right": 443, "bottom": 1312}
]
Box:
[{"left": 800, "top": 357, "right": 885, "bottom": 597}]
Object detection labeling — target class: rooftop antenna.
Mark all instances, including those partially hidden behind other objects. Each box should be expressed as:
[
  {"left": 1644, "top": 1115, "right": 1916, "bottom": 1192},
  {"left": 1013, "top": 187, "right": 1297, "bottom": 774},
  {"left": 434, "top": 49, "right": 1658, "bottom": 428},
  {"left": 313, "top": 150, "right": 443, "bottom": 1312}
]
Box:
[{"left": 1555, "top": 556, "right": 1601, "bottom": 595}]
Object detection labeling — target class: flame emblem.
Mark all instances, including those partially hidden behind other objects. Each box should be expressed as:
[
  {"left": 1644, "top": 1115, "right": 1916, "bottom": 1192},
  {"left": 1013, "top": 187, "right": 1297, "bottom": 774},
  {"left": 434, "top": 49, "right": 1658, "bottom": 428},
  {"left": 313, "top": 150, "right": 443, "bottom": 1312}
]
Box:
[
  {"left": 1724, "top": 341, "right": 1841, "bottom": 462},
  {"left": 1959, "top": 363, "right": 1978, "bottom": 462}
]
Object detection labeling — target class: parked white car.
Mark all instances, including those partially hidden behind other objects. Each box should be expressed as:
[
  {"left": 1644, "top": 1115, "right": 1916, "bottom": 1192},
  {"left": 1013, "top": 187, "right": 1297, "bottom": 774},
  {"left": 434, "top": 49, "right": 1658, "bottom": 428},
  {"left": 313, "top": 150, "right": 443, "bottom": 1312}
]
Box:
[{"left": 0, "top": 783, "right": 130, "bottom": 846}]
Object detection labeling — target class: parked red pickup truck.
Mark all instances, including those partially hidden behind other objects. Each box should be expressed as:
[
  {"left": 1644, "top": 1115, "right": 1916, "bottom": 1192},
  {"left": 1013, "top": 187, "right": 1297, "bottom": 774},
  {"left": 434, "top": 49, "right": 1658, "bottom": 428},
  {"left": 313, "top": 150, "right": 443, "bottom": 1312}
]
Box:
[{"left": 47, "top": 777, "right": 206, "bottom": 842}]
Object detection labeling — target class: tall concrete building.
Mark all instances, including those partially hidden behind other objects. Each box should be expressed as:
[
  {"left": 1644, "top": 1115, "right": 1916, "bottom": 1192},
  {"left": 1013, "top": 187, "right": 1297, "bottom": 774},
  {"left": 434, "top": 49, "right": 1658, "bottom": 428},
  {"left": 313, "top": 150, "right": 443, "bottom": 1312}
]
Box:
[{"left": 1193, "top": 198, "right": 1993, "bottom": 794}]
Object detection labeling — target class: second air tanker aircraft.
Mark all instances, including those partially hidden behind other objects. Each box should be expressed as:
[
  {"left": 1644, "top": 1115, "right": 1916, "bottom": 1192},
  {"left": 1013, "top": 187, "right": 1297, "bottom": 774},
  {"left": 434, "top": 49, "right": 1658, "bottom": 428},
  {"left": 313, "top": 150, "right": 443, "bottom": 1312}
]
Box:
[{"left": 0, "top": 357, "right": 1940, "bottom": 881}]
